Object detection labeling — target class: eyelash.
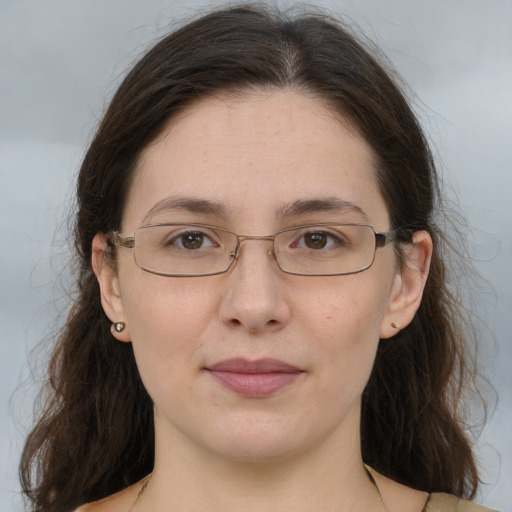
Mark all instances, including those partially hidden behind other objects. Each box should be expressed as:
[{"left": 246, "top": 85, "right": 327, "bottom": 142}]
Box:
[{"left": 290, "top": 230, "right": 349, "bottom": 250}]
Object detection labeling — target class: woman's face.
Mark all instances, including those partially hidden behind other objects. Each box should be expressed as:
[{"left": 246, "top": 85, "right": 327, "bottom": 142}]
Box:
[{"left": 97, "top": 90, "right": 418, "bottom": 463}]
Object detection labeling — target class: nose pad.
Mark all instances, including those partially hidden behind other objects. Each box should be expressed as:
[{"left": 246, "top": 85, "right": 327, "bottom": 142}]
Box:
[{"left": 229, "top": 238, "right": 276, "bottom": 269}]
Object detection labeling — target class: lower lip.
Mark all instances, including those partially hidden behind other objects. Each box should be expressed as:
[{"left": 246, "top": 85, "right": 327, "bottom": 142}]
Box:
[{"left": 208, "top": 371, "right": 302, "bottom": 398}]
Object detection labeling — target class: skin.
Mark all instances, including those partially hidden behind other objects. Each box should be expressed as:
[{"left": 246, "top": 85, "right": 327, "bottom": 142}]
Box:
[{"left": 88, "top": 90, "right": 432, "bottom": 512}]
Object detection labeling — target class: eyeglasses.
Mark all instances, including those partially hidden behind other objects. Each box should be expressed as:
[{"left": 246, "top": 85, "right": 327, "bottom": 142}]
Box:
[{"left": 110, "top": 223, "right": 398, "bottom": 277}]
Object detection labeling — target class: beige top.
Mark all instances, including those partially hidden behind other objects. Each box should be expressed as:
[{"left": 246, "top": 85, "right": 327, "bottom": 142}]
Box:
[{"left": 425, "top": 493, "right": 499, "bottom": 512}]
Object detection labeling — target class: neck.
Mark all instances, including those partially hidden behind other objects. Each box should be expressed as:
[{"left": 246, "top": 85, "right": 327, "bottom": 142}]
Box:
[{"left": 135, "top": 411, "right": 385, "bottom": 512}]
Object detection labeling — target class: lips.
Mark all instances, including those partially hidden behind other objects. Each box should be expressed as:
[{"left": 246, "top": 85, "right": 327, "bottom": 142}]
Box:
[{"left": 206, "top": 358, "right": 304, "bottom": 398}]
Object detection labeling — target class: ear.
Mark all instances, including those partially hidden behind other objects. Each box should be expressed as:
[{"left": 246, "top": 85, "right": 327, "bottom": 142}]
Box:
[
  {"left": 91, "top": 233, "right": 131, "bottom": 342},
  {"left": 380, "top": 230, "right": 433, "bottom": 339}
]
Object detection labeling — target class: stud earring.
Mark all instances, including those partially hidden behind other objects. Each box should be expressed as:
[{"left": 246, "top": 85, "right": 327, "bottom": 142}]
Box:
[
  {"left": 390, "top": 321, "right": 399, "bottom": 329},
  {"left": 113, "top": 322, "right": 126, "bottom": 333}
]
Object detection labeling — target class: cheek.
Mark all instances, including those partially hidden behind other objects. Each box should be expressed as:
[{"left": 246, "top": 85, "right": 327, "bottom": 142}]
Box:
[
  {"left": 308, "top": 273, "right": 390, "bottom": 337},
  {"left": 304, "top": 274, "right": 392, "bottom": 382},
  {"left": 120, "top": 276, "right": 219, "bottom": 375}
]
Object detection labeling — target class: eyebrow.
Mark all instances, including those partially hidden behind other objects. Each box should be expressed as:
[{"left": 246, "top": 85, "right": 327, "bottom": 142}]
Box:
[
  {"left": 142, "top": 195, "right": 369, "bottom": 224},
  {"left": 277, "top": 197, "right": 370, "bottom": 222},
  {"left": 142, "top": 195, "right": 229, "bottom": 224}
]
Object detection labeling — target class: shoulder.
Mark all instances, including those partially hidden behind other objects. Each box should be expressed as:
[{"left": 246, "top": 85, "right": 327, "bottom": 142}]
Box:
[
  {"left": 73, "top": 496, "right": 116, "bottom": 512},
  {"left": 73, "top": 480, "right": 142, "bottom": 512},
  {"left": 425, "top": 493, "right": 499, "bottom": 512},
  {"left": 366, "top": 466, "right": 499, "bottom": 512}
]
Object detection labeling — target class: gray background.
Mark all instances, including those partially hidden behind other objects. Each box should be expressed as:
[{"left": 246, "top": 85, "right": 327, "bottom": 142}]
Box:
[{"left": 1, "top": 0, "right": 510, "bottom": 510}]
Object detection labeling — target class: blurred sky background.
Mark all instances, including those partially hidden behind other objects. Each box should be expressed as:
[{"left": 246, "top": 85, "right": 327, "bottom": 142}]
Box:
[{"left": 1, "top": 1, "right": 511, "bottom": 510}]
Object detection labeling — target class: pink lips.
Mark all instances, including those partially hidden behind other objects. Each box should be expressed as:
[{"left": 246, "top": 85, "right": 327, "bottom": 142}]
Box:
[{"left": 207, "top": 358, "right": 303, "bottom": 398}]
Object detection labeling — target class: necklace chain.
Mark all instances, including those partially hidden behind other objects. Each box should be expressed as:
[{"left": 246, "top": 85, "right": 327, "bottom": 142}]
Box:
[
  {"left": 128, "top": 473, "right": 152, "bottom": 512},
  {"left": 128, "top": 469, "right": 388, "bottom": 512}
]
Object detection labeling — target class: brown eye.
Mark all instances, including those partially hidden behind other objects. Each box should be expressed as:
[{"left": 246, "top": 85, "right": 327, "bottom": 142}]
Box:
[
  {"left": 162, "top": 227, "right": 219, "bottom": 252},
  {"left": 180, "top": 232, "right": 205, "bottom": 250},
  {"left": 303, "top": 232, "right": 328, "bottom": 249}
]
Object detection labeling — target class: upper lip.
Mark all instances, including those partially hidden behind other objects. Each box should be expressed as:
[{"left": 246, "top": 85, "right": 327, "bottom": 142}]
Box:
[{"left": 207, "top": 358, "right": 302, "bottom": 373}]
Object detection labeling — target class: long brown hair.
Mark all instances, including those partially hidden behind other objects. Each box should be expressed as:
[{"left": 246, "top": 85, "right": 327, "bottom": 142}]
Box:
[{"left": 20, "top": 4, "right": 483, "bottom": 511}]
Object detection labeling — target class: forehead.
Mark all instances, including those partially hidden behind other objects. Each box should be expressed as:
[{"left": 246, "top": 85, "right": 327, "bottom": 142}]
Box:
[{"left": 124, "top": 90, "right": 388, "bottom": 231}]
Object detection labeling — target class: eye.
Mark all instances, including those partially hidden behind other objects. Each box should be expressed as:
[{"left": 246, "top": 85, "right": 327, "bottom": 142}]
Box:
[
  {"left": 170, "top": 230, "right": 217, "bottom": 250},
  {"left": 292, "top": 230, "right": 348, "bottom": 250},
  {"left": 303, "top": 232, "right": 329, "bottom": 249}
]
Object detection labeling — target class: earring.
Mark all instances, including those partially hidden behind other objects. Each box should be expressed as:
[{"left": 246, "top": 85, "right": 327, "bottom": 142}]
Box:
[
  {"left": 390, "top": 321, "right": 399, "bottom": 329},
  {"left": 113, "top": 322, "right": 126, "bottom": 333}
]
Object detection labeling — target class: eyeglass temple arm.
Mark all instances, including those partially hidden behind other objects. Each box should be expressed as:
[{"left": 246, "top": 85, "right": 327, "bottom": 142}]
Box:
[
  {"left": 109, "top": 231, "right": 135, "bottom": 248},
  {"left": 375, "top": 228, "right": 414, "bottom": 247}
]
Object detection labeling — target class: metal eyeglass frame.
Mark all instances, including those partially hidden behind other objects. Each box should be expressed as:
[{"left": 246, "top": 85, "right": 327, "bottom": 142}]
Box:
[{"left": 109, "top": 222, "right": 400, "bottom": 277}]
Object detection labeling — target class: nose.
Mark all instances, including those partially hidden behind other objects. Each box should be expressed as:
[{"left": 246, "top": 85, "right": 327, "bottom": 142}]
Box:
[{"left": 219, "top": 239, "right": 291, "bottom": 333}]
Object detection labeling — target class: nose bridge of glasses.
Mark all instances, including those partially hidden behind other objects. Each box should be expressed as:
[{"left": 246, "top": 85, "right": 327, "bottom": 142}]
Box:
[{"left": 232, "top": 234, "right": 276, "bottom": 258}]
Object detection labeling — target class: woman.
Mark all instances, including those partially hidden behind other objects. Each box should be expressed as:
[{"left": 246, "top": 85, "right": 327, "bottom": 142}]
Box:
[{"left": 20, "top": 4, "right": 497, "bottom": 512}]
